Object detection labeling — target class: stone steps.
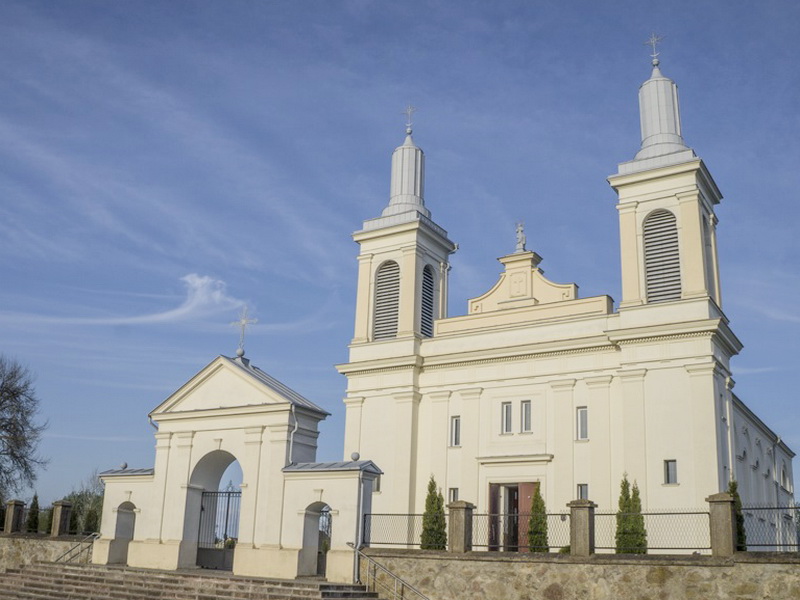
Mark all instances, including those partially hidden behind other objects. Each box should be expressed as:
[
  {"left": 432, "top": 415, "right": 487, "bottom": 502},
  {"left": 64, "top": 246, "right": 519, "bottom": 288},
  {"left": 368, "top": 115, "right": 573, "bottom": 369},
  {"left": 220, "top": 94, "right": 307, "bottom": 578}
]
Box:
[{"left": 0, "top": 563, "right": 382, "bottom": 600}]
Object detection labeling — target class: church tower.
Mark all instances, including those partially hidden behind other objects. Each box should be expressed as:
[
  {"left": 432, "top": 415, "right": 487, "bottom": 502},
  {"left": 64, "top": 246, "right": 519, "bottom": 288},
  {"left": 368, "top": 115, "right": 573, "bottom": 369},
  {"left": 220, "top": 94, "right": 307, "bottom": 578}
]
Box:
[
  {"left": 608, "top": 53, "right": 723, "bottom": 311},
  {"left": 350, "top": 121, "right": 456, "bottom": 344}
]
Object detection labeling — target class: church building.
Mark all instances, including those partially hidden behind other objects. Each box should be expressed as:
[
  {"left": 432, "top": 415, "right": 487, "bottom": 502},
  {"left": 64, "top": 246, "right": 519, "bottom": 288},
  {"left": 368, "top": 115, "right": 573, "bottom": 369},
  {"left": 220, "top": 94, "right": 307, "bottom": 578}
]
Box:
[{"left": 94, "top": 54, "right": 795, "bottom": 580}]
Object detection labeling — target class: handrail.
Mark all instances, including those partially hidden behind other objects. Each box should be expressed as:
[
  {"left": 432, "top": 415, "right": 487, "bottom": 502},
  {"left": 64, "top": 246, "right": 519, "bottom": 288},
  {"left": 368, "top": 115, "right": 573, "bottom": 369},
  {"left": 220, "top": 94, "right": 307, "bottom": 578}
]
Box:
[
  {"left": 54, "top": 532, "right": 100, "bottom": 563},
  {"left": 347, "top": 542, "right": 430, "bottom": 600}
]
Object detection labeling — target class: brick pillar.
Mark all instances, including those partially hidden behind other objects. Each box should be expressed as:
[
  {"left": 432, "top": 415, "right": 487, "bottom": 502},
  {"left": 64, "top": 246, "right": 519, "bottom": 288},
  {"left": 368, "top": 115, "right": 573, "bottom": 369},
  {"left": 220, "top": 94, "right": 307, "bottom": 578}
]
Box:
[
  {"left": 4, "top": 500, "right": 25, "bottom": 533},
  {"left": 567, "top": 499, "right": 596, "bottom": 557},
  {"left": 447, "top": 501, "right": 474, "bottom": 553},
  {"left": 51, "top": 501, "right": 73, "bottom": 537},
  {"left": 706, "top": 492, "right": 736, "bottom": 557}
]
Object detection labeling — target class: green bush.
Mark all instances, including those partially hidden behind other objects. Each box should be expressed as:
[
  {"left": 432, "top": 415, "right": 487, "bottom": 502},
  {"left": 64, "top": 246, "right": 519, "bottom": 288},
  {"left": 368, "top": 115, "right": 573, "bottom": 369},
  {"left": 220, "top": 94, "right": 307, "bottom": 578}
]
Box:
[
  {"left": 527, "top": 484, "right": 548, "bottom": 552},
  {"left": 615, "top": 474, "right": 647, "bottom": 554},
  {"left": 420, "top": 476, "right": 447, "bottom": 550},
  {"left": 727, "top": 480, "right": 747, "bottom": 551}
]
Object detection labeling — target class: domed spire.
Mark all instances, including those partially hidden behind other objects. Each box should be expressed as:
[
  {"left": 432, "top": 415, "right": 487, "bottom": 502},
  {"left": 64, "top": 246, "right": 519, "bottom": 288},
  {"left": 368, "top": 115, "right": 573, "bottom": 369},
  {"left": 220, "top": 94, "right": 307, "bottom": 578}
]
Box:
[
  {"left": 633, "top": 35, "right": 691, "bottom": 161},
  {"left": 381, "top": 105, "right": 430, "bottom": 218}
]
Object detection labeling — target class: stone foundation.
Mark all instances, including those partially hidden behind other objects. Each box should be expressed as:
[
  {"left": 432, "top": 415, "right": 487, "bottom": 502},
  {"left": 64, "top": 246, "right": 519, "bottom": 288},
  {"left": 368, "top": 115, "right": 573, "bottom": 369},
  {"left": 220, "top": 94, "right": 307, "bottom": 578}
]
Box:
[
  {"left": 361, "top": 548, "right": 800, "bottom": 600},
  {"left": 0, "top": 535, "right": 87, "bottom": 572}
]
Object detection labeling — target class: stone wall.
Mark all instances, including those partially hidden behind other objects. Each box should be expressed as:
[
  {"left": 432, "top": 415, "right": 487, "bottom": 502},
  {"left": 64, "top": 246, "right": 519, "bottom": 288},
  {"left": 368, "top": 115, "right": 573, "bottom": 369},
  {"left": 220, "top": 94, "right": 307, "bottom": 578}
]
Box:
[
  {"left": 362, "top": 548, "right": 800, "bottom": 600},
  {"left": 0, "top": 535, "right": 88, "bottom": 572}
]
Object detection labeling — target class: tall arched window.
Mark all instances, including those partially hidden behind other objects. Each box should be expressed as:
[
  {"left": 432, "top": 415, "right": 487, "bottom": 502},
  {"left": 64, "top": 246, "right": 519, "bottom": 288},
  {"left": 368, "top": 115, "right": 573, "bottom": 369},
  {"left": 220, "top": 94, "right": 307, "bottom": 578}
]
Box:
[
  {"left": 373, "top": 261, "right": 400, "bottom": 340},
  {"left": 420, "top": 264, "right": 435, "bottom": 337},
  {"left": 643, "top": 209, "right": 681, "bottom": 303}
]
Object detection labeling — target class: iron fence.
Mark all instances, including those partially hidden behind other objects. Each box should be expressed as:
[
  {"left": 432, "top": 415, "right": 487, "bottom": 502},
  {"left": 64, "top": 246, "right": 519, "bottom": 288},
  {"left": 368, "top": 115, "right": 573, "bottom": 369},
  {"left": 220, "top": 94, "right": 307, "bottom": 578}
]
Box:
[
  {"left": 198, "top": 490, "right": 241, "bottom": 549},
  {"left": 594, "top": 510, "right": 710, "bottom": 553},
  {"left": 472, "top": 512, "right": 571, "bottom": 552},
  {"left": 18, "top": 505, "right": 54, "bottom": 534},
  {"left": 741, "top": 505, "right": 799, "bottom": 551},
  {"left": 363, "top": 514, "right": 448, "bottom": 548}
]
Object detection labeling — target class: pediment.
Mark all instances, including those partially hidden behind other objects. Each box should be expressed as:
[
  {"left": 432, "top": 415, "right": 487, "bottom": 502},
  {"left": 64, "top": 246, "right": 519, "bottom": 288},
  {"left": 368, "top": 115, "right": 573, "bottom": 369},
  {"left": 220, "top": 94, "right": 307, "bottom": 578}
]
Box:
[
  {"left": 150, "top": 355, "right": 327, "bottom": 417},
  {"left": 468, "top": 251, "right": 578, "bottom": 314}
]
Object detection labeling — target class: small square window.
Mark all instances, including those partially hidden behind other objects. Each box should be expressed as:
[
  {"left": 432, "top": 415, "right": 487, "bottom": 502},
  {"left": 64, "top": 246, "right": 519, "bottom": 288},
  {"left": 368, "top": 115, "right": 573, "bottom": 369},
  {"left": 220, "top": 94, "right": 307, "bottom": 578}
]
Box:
[
  {"left": 448, "top": 488, "right": 459, "bottom": 503},
  {"left": 501, "top": 402, "right": 513, "bottom": 434},
  {"left": 450, "top": 416, "right": 461, "bottom": 447},
  {"left": 521, "top": 400, "right": 532, "bottom": 433},
  {"left": 576, "top": 407, "right": 588, "bottom": 440},
  {"left": 577, "top": 484, "right": 589, "bottom": 500},
  {"left": 664, "top": 459, "right": 678, "bottom": 484}
]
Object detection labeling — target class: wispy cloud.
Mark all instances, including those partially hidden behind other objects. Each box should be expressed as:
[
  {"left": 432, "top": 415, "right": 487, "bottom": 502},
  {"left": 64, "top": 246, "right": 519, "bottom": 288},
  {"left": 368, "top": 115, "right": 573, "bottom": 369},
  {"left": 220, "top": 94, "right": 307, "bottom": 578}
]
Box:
[
  {"left": 732, "top": 366, "right": 783, "bottom": 375},
  {"left": 0, "top": 274, "right": 243, "bottom": 326},
  {"left": 44, "top": 433, "right": 146, "bottom": 443}
]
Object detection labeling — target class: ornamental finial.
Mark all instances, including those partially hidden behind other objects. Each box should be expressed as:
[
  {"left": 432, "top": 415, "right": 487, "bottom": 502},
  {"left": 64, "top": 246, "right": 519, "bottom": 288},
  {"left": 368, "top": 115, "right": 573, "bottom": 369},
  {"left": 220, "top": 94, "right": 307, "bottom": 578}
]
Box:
[
  {"left": 402, "top": 104, "right": 416, "bottom": 135},
  {"left": 645, "top": 33, "right": 664, "bottom": 66},
  {"left": 231, "top": 305, "right": 257, "bottom": 358}
]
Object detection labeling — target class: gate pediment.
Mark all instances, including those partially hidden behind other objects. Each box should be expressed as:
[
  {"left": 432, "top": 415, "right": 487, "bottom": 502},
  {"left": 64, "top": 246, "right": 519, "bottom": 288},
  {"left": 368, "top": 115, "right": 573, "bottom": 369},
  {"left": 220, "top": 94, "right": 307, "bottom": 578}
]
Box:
[{"left": 150, "top": 355, "right": 328, "bottom": 418}]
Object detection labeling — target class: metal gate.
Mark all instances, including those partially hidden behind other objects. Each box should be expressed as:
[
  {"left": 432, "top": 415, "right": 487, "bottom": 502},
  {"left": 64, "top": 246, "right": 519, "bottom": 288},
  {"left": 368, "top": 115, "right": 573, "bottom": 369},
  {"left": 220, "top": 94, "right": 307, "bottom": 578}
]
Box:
[{"left": 197, "top": 490, "right": 241, "bottom": 570}]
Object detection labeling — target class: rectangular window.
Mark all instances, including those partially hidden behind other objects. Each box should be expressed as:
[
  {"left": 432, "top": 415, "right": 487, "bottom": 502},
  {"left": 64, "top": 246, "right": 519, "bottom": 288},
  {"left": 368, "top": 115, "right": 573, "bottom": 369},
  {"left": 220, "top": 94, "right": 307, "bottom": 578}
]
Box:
[
  {"left": 521, "top": 400, "right": 532, "bottom": 432},
  {"left": 576, "top": 406, "right": 588, "bottom": 440},
  {"left": 501, "top": 402, "right": 512, "bottom": 434},
  {"left": 577, "top": 484, "right": 589, "bottom": 500},
  {"left": 450, "top": 416, "right": 461, "bottom": 447},
  {"left": 448, "top": 488, "right": 459, "bottom": 503},
  {"left": 373, "top": 475, "right": 381, "bottom": 493},
  {"left": 664, "top": 460, "right": 678, "bottom": 484}
]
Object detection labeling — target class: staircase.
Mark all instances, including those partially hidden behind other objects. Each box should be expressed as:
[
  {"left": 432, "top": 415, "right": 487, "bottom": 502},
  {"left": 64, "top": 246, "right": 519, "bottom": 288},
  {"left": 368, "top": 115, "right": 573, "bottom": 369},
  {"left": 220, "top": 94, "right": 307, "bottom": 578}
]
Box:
[{"left": 0, "top": 562, "right": 382, "bottom": 600}]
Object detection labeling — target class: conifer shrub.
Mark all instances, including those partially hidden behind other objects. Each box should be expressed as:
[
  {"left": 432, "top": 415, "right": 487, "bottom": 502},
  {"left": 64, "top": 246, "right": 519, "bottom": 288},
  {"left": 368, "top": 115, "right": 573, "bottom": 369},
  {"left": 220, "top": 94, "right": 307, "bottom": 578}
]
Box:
[
  {"left": 527, "top": 484, "right": 549, "bottom": 552},
  {"left": 727, "top": 480, "right": 747, "bottom": 551},
  {"left": 26, "top": 493, "right": 39, "bottom": 533},
  {"left": 615, "top": 474, "right": 647, "bottom": 553},
  {"left": 420, "top": 475, "right": 447, "bottom": 550}
]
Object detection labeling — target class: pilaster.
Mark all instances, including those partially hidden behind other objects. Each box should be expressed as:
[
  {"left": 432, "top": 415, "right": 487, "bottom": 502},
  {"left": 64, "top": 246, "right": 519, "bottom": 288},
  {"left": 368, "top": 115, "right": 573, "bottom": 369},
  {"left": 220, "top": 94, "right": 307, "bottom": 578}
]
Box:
[
  {"left": 619, "top": 369, "right": 647, "bottom": 504},
  {"left": 551, "top": 379, "right": 576, "bottom": 506},
  {"left": 458, "top": 388, "right": 482, "bottom": 508},
  {"left": 393, "top": 390, "right": 421, "bottom": 512}
]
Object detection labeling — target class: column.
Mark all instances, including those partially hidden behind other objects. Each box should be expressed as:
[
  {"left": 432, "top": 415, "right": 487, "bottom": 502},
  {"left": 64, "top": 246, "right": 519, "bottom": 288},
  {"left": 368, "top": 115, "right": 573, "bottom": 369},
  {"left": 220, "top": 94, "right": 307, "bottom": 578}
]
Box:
[
  {"left": 706, "top": 492, "right": 736, "bottom": 557},
  {"left": 49, "top": 500, "right": 71, "bottom": 536},
  {"left": 567, "top": 499, "right": 596, "bottom": 557},
  {"left": 447, "top": 501, "right": 474, "bottom": 553},
  {"left": 5, "top": 500, "right": 25, "bottom": 534},
  {"left": 352, "top": 253, "right": 373, "bottom": 343}
]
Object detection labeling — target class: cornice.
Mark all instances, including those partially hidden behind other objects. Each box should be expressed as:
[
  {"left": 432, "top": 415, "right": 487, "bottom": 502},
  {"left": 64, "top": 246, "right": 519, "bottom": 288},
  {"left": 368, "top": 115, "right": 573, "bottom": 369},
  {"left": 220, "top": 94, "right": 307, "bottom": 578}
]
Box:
[{"left": 477, "top": 453, "right": 554, "bottom": 466}]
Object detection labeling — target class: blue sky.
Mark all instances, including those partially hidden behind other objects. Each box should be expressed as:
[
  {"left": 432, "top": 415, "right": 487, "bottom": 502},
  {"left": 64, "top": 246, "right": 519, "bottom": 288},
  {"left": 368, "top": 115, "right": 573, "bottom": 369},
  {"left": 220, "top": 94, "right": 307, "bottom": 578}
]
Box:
[{"left": 0, "top": 1, "right": 798, "bottom": 504}]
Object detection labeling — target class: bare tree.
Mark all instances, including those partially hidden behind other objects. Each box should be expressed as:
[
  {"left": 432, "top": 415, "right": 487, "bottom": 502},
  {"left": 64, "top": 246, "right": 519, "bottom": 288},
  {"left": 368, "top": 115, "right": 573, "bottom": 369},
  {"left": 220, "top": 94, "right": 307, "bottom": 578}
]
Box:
[{"left": 0, "top": 355, "right": 47, "bottom": 498}]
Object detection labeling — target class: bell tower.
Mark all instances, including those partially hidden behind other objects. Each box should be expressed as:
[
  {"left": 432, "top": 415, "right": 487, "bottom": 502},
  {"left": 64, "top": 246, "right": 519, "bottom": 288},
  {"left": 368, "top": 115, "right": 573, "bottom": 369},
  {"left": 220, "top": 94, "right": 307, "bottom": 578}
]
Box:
[
  {"left": 350, "top": 118, "right": 456, "bottom": 344},
  {"left": 608, "top": 50, "right": 723, "bottom": 311}
]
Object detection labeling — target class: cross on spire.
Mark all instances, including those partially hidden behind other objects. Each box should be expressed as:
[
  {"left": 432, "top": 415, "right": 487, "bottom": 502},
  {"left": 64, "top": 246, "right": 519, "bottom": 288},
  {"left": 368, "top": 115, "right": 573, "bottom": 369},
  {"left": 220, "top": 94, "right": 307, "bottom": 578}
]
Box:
[
  {"left": 402, "top": 104, "right": 416, "bottom": 134},
  {"left": 645, "top": 33, "right": 664, "bottom": 64},
  {"left": 231, "top": 305, "right": 257, "bottom": 358}
]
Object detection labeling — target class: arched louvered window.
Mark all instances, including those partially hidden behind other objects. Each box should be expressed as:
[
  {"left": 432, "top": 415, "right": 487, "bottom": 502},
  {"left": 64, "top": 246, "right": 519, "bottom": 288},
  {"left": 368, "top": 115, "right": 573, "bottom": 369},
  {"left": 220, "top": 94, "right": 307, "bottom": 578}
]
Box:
[
  {"left": 421, "top": 264, "right": 435, "bottom": 337},
  {"left": 373, "top": 261, "right": 400, "bottom": 340},
  {"left": 643, "top": 209, "right": 681, "bottom": 303}
]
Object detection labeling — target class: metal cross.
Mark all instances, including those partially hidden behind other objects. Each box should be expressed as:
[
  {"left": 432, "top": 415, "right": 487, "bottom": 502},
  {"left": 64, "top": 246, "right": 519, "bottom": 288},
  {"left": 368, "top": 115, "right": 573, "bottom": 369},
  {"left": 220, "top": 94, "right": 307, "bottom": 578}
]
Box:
[
  {"left": 402, "top": 104, "right": 417, "bottom": 130},
  {"left": 231, "top": 305, "right": 257, "bottom": 354},
  {"left": 645, "top": 33, "right": 664, "bottom": 60}
]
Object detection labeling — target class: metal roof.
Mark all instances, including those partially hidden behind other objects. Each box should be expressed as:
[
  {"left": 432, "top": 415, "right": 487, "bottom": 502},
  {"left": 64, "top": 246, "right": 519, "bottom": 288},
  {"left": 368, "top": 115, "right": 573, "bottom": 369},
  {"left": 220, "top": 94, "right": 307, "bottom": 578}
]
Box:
[
  {"left": 223, "top": 355, "right": 330, "bottom": 416},
  {"left": 283, "top": 460, "right": 383, "bottom": 475},
  {"left": 99, "top": 467, "right": 155, "bottom": 477}
]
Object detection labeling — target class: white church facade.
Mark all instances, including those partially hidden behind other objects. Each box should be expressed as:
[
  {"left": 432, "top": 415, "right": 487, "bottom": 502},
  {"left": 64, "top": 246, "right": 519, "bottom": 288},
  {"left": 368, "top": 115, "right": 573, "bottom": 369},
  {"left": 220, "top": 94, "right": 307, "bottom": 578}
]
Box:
[{"left": 95, "top": 56, "right": 795, "bottom": 580}]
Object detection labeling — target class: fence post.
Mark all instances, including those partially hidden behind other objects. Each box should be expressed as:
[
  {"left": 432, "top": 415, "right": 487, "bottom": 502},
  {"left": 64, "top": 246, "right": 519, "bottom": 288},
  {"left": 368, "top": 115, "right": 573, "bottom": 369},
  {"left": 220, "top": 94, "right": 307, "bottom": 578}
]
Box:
[
  {"left": 4, "top": 500, "right": 25, "bottom": 533},
  {"left": 447, "top": 500, "right": 474, "bottom": 553},
  {"left": 706, "top": 492, "right": 736, "bottom": 557},
  {"left": 51, "top": 501, "right": 73, "bottom": 537},
  {"left": 567, "top": 499, "right": 596, "bottom": 557}
]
